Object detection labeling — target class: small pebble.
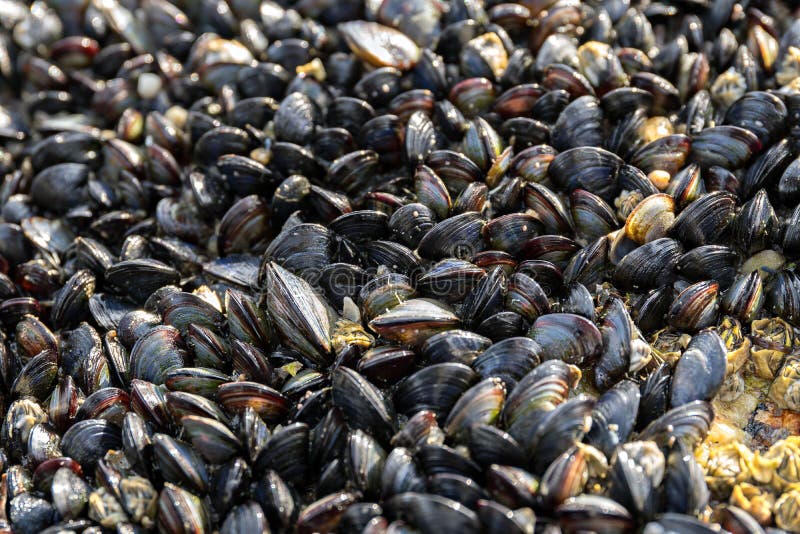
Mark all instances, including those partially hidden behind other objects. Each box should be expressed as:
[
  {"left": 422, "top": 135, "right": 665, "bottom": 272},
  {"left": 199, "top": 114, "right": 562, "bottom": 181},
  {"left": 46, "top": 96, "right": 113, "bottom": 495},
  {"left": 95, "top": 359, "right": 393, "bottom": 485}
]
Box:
[
  {"left": 165, "top": 105, "right": 188, "bottom": 129},
  {"left": 250, "top": 147, "right": 271, "bottom": 165},
  {"left": 137, "top": 73, "right": 163, "bottom": 100},
  {"left": 648, "top": 170, "right": 671, "bottom": 190}
]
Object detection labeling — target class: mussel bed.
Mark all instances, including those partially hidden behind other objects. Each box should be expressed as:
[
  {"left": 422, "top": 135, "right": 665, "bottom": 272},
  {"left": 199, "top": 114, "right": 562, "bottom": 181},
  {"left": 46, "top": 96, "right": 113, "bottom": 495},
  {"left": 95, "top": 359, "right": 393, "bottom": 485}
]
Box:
[{"left": 1, "top": 0, "right": 800, "bottom": 533}]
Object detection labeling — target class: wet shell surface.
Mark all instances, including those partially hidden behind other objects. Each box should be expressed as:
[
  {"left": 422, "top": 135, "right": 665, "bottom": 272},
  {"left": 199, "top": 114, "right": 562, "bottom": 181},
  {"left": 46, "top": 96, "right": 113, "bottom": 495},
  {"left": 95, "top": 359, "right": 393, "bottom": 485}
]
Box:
[{"left": 0, "top": 1, "right": 799, "bottom": 533}]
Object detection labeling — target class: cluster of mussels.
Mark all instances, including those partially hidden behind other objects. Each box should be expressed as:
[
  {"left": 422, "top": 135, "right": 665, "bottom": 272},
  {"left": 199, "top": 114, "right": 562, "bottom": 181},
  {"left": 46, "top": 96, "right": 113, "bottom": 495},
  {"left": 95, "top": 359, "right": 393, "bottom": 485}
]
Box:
[{"left": 4, "top": 0, "right": 800, "bottom": 533}]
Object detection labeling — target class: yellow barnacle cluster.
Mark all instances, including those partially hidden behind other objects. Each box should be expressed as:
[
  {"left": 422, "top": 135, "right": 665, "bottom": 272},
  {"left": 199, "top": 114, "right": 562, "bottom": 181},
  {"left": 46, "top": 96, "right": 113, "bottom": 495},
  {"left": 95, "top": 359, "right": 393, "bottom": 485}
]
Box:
[
  {"left": 331, "top": 318, "right": 374, "bottom": 354},
  {"left": 698, "top": 435, "right": 800, "bottom": 527},
  {"left": 768, "top": 357, "right": 800, "bottom": 411},
  {"left": 750, "top": 317, "right": 797, "bottom": 380}
]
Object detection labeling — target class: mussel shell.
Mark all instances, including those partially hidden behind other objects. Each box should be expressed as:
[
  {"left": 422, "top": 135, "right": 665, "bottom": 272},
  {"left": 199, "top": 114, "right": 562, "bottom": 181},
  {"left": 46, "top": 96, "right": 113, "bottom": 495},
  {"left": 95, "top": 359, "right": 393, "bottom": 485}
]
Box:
[
  {"left": 339, "top": 21, "right": 421, "bottom": 70},
  {"left": 383, "top": 492, "right": 480, "bottom": 534},
  {"left": 528, "top": 313, "right": 602, "bottom": 365},
  {"left": 724, "top": 90, "right": 787, "bottom": 147},
  {"left": 389, "top": 203, "right": 436, "bottom": 249},
  {"left": 418, "top": 259, "right": 485, "bottom": 303},
  {"left": 333, "top": 367, "right": 396, "bottom": 442},
  {"left": 552, "top": 96, "right": 604, "bottom": 152},
  {"left": 444, "top": 377, "right": 506, "bottom": 441},
  {"left": 638, "top": 400, "right": 713, "bottom": 450},
  {"left": 158, "top": 483, "right": 210, "bottom": 534},
  {"left": 105, "top": 259, "right": 180, "bottom": 304},
  {"left": 61, "top": 419, "right": 122, "bottom": 472},
  {"left": 689, "top": 125, "right": 761, "bottom": 170},
  {"left": 217, "top": 381, "right": 289, "bottom": 422},
  {"left": 420, "top": 330, "right": 492, "bottom": 365},
  {"left": 472, "top": 337, "right": 541, "bottom": 388},
  {"left": 417, "top": 212, "right": 486, "bottom": 260},
  {"left": 571, "top": 189, "right": 618, "bottom": 242},
  {"left": 264, "top": 262, "right": 332, "bottom": 366},
  {"left": 130, "top": 325, "right": 187, "bottom": 385},
  {"left": 548, "top": 146, "right": 623, "bottom": 202},
  {"left": 743, "top": 137, "right": 794, "bottom": 200},
  {"left": 667, "top": 280, "right": 720, "bottom": 332},
  {"left": 670, "top": 330, "right": 726, "bottom": 408},
  {"left": 394, "top": 363, "right": 478, "bottom": 421},
  {"left": 612, "top": 238, "right": 682, "bottom": 291},
  {"left": 668, "top": 192, "right": 736, "bottom": 248},
  {"left": 484, "top": 213, "right": 541, "bottom": 254}
]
